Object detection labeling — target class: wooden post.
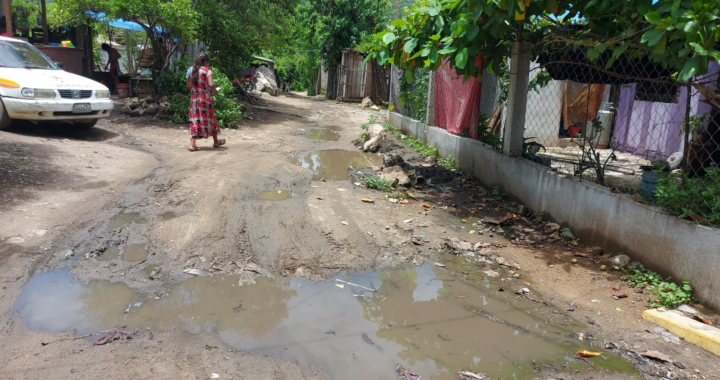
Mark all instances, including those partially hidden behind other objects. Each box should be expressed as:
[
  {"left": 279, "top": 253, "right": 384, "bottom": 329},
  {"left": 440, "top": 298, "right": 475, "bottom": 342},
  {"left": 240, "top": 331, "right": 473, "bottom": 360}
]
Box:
[
  {"left": 40, "top": 0, "right": 47, "bottom": 44},
  {"left": 4, "top": 0, "right": 13, "bottom": 37}
]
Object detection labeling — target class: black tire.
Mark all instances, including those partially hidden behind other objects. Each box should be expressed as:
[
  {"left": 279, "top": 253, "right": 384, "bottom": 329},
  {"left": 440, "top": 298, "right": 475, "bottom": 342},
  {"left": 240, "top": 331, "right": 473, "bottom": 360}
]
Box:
[
  {"left": 0, "top": 98, "right": 12, "bottom": 130},
  {"left": 74, "top": 119, "right": 98, "bottom": 129}
]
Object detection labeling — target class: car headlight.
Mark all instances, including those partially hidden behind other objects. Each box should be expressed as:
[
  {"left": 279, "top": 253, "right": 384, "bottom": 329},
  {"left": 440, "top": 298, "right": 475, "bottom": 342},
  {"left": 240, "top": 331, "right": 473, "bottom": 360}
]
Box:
[
  {"left": 20, "top": 88, "right": 56, "bottom": 99},
  {"left": 95, "top": 90, "right": 110, "bottom": 98}
]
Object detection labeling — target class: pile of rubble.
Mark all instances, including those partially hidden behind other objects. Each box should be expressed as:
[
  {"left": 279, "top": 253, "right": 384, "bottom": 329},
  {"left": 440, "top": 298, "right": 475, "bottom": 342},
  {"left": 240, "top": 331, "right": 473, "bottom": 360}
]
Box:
[{"left": 120, "top": 96, "right": 170, "bottom": 117}]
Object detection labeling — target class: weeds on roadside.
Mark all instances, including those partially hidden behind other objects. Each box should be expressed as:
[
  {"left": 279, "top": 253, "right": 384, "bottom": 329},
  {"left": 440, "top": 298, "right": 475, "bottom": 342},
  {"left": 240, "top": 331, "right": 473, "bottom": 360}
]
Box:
[
  {"left": 365, "top": 176, "right": 408, "bottom": 199},
  {"left": 622, "top": 265, "right": 696, "bottom": 308},
  {"left": 360, "top": 115, "right": 377, "bottom": 131},
  {"left": 491, "top": 187, "right": 505, "bottom": 201},
  {"left": 383, "top": 123, "right": 457, "bottom": 169}
]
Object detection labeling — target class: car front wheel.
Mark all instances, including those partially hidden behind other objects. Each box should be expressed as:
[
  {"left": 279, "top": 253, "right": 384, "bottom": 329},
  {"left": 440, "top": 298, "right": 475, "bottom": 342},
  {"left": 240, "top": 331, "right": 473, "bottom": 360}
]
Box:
[
  {"left": 0, "top": 99, "right": 12, "bottom": 130},
  {"left": 74, "top": 119, "right": 98, "bottom": 129}
]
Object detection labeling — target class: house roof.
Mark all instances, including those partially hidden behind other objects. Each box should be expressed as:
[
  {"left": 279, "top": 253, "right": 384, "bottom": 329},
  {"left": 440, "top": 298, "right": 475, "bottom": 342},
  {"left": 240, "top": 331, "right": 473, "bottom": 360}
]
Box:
[{"left": 253, "top": 56, "right": 274, "bottom": 64}]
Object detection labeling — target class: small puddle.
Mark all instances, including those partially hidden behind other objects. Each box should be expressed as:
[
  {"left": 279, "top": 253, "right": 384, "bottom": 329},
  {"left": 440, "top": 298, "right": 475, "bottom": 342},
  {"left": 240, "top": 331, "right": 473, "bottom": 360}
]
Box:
[
  {"left": 122, "top": 244, "right": 148, "bottom": 261},
  {"left": 145, "top": 265, "right": 158, "bottom": 275},
  {"left": 291, "top": 149, "right": 383, "bottom": 180},
  {"left": 110, "top": 213, "right": 141, "bottom": 228},
  {"left": 306, "top": 126, "right": 342, "bottom": 141},
  {"left": 98, "top": 246, "right": 120, "bottom": 261},
  {"left": 159, "top": 212, "right": 177, "bottom": 221},
  {"left": 14, "top": 263, "right": 633, "bottom": 379},
  {"left": 257, "top": 190, "right": 292, "bottom": 201}
]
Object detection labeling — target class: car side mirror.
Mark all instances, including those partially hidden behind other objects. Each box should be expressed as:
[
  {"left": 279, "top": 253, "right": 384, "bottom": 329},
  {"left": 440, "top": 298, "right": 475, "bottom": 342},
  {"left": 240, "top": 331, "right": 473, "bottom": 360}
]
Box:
[{"left": 55, "top": 61, "right": 64, "bottom": 69}]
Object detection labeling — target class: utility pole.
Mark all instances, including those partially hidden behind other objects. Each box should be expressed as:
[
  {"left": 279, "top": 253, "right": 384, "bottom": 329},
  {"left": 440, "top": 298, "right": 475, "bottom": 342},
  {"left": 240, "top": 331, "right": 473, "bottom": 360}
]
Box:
[
  {"left": 394, "top": 0, "right": 399, "bottom": 18},
  {"left": 4, "top": 0, "right": 13, "bottom": 37}
]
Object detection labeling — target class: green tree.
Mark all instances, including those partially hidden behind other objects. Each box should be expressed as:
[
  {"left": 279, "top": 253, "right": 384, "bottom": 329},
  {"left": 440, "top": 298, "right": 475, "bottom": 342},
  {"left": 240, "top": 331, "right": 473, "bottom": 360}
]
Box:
[
  {"left": 366, "top": 0, "right": 720, "bottom": 108},
  {"left": 49, "top": 0, "right": 197, "bottom": 71},
  {"left": 197, "top": 0, "right": 298, "bottom": 77}
]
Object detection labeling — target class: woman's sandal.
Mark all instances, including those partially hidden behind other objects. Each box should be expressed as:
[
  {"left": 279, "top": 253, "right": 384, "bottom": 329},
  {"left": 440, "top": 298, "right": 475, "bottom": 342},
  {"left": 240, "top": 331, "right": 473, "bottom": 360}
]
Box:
[
  {"left": 213, "top": 139, "right": 226, "bottom": 148},
  {"left": 188, "top": 146, "right": 199, "bottom": 151}
]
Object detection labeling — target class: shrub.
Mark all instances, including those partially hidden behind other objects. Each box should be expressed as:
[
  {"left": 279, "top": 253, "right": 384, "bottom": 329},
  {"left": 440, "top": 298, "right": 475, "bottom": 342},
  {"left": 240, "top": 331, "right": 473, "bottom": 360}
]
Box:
[
  {"left": 166, "top": 68, "right": 243, "bottom": 129},
  {"left": 655, "top": 167, "right": 720, "bottom": 225}
]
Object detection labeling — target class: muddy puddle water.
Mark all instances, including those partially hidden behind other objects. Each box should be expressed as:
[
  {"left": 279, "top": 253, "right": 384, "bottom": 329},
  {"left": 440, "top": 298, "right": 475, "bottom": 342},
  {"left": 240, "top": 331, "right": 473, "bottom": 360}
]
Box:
[
  {"left": 291, "top": 149, "right": 383, "bottom": 180},
  {"left": 257, "top": 190, "right": 292, "bottom": 201},
  {"left": 110, "top": 212, "right": 145, "bottom": 228},
  {"left": 122, "top": 244, "right": 148, "bottom": 261},
  {"left": 98, "top": 246, "right": 120, "bottom": 261},
  {"left": 159, "top": 211, "right": 177, "bottom": 221},
  {"left": 14, "top": 264, "right": 633, "bottom": 380},
  {"left": 306, "top": 126, "right": 341, "bottom": 141}
]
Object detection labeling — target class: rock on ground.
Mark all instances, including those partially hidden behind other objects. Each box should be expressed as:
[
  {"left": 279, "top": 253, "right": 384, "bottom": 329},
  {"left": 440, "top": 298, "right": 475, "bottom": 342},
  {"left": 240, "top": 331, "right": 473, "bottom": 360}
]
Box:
[{"left": 380, "top": 165, "right": 410, "bottom": 186}]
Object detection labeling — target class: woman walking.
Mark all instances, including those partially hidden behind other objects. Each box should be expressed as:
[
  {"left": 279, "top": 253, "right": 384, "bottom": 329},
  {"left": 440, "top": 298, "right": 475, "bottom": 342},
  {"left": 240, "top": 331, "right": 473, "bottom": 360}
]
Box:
[{"left": 187, "top": 53, "right": 225, "bottom": 151}]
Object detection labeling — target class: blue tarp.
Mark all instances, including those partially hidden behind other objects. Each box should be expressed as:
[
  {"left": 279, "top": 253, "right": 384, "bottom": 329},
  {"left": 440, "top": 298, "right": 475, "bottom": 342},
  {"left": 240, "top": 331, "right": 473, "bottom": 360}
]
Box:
[{"left": 87, "top": 12, "right": 163, "bottom": 32}]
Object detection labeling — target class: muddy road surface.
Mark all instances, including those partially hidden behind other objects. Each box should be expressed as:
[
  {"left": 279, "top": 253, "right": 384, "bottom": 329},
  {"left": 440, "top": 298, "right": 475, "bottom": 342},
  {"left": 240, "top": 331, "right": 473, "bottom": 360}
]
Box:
[{"left": 1, "top": 93, "right": 718, "bottom": 380}]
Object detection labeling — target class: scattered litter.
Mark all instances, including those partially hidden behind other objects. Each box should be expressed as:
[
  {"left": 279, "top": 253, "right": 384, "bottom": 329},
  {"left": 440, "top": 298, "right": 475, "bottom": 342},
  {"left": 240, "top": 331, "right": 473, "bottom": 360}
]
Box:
[
  {"left": 433, "top": 262, "right": 446, "bottom": 267},
  {"left": 65, "top": 249, "right": 74, "bottom": 257},
  {"left": 422, "top": 203, "right": 430, "bottom": 208},
  {"left": 335, "top": 279, "right": 376, "bottom": 292},
  {"left": 483, "top": 270, "right": 500, "bottom": 278},
  {"left": 640, "top": 350, "right": 671, "bottom": 363},
  {"left": 396, "top": 364, "right": 419, "bottom": 379},
  {"left": 616, "top": 307, "right": 623, "bottom": 312},
  {"left": 211, "top": 374, "right": 220, "bottom": 379},
  {"left": 612, "top": 285, "right": 628, "bottom": 298},
  {"left": 335, "top": 284, "right": 345, "bottom": 289},
  {"left": 341, "top": 221, "right": 349, "bottom": 226},
  {"left": 691, "top": 315, "right": 714, "bottom": 326},
  {"left": 576, "top": 349, "right": 601, "bottom": 357},
  {"left": 456, "top": 295, "right": 469, "bottom": 299},
  {"left": 458, "top": 371, "right": 487, "bottom": 379},
  {"left": 93, "top": 328, "right": 140, "bottom": 346},
  {"left": 404, "top": 219, "right": 413, "bottom": 223},
  {"left": 389, "top": 198, "right": 399, "bottom": 203},
  {"left": 591, "top": 299, "right": 601, "bottom": 303},
  {"left": 337, "top": 188, "right": 347, "bottom": 191},
  {"left": 361, "top": 198, "right": 374, "bottom": 203},
  {"left": 183, "top": 268, "right": 202, "bottom": 276},
  {"left": 325, "top": 330, "right": 336, "bottom": 335}
]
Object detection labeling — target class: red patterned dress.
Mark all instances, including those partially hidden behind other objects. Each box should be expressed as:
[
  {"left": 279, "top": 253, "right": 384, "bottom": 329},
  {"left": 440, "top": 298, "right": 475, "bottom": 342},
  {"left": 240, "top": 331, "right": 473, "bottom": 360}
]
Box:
[{"left": 189, "top": 66, "right": 219, "bottom": 139}]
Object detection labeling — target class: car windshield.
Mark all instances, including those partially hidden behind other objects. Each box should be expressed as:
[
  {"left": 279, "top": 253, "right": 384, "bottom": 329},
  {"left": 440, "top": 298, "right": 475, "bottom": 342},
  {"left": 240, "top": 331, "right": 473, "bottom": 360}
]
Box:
[{"left": 0, "top": 40, "right": 58, "bottom": 69}]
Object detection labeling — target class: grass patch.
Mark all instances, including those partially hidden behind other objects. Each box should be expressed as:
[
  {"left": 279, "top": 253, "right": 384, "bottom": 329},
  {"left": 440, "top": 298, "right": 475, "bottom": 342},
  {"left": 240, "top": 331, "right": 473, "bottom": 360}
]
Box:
[
  {"left": 383, "top": 123, "right": 457, "bottom": 169},
  {"left": 622, "top": 264, "right": 696, "bottom": 308},
  {"left": 365, "top": 175, "right": 408, "bottom": 199}
]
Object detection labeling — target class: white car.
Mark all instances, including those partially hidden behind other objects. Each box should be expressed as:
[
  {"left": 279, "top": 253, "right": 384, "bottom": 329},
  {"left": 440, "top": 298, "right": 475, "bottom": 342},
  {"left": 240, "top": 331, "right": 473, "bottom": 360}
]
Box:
[{"left": 0, "top": 36, "right": 114, "bottom": 130}]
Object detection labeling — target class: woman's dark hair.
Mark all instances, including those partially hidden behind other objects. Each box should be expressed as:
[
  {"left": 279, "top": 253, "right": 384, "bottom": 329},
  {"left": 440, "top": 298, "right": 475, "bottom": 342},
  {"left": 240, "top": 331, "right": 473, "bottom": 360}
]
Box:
[
  {"left": 190, "top": 53, "right": 210, "bottom": 86},
  {"left": 101, "top": 43, "right": 110, "bottom": 50}
]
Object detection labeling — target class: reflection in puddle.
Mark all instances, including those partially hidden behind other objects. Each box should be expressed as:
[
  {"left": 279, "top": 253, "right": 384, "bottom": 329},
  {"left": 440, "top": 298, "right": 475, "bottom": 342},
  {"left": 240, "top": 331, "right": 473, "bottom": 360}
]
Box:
[
  {"left": 98, "top": 246, "right": 120, "bottom": 261},
  {"left": 14, "top": 264, "right": 633, "bottom": 380},
  {"left": 291, "top": 149, "right": 383, "bottom": 180},
  {"left": 306, "top": 126, "right": 341, "bottom": 141},
  {"left": 122, "top": 244, "right": 148, "bottom": 261},
  {"left": 159, "top": 212, "right": 177, "bottom": 221},
  {"left": 257, "top": 190, "right": 292, "bottom": 201}
]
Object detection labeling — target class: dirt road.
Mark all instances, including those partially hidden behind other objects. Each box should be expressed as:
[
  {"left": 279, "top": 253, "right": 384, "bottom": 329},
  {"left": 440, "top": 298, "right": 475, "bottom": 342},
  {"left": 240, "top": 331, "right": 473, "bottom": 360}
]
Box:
[{"left": 1, "top": 93, "right": 718, "bottom": 379}]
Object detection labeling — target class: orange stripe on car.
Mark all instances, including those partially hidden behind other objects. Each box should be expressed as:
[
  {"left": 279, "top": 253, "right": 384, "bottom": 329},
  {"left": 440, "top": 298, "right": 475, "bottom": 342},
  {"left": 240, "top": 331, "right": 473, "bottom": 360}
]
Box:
[{"left": 0, "top": 78, "right": 20, "bottom": 89}]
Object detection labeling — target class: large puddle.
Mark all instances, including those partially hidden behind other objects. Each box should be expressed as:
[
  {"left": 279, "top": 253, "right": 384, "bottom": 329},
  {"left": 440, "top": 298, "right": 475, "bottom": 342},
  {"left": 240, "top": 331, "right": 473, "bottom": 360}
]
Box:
[
  {"left": 291, "top": 149, "right": 383, "bottom": 180},
  {"left": 110, "top": 212, "right": 147, "bottom": 228},
  {"left": 306, "top": 126, "right": 342, "bottom": 141},
  {"left": 14, "top": 262, "right": 633, "bottom": 379}
]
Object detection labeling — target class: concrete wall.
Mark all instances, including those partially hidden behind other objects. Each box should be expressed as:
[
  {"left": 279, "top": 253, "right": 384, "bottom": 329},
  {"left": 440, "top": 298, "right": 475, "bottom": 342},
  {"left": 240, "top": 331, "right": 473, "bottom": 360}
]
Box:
[{"left": 389, "top": 111, "right": 720, "bottom": 310}]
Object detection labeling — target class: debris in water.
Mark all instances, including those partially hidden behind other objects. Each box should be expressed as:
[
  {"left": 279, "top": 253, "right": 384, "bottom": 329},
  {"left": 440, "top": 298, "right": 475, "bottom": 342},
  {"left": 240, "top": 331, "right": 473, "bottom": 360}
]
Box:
[
  {"left": 433, "top": 262, "right": 445, "bottom": 267},
  {"left": 183, "top": 268, "right": 202, "bottom": 276},
  {"left": 363, "top": 333, "right": 382, "bottom": 350},
  {"left": 396, "top": 364, "right": 420, "bottom": 379},
  {"left": 458, "top": 371, "right": 489, "bottom": 379},
  {"left": 576, "top": 349, "right": 602, "bottom": 357},
  {"left": 335, "top": 284, "right": 345, "bottom": 289},
  {"left": 335, "top": 279, "right": 375, "bottom": 292}
]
